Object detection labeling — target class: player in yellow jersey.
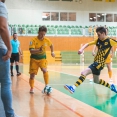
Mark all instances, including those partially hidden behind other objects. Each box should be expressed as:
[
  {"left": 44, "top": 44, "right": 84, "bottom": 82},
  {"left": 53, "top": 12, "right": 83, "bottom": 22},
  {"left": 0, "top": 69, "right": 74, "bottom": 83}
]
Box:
[
  {"left": 29, "top": 26, "right": 55, "bottom": 93},
  {"left": 64, "top": 27, "right": 117, "bottom": 94}
]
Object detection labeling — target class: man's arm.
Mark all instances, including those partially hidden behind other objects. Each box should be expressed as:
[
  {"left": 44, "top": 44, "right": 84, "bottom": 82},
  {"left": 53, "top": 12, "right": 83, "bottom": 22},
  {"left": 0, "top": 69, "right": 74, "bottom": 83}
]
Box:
[
  {"left": 0, "top": 16, "right": 12, "bottom": 61},
  {"left": 92, "top": 45, "right": 97, "bottom": 56},
  {"left": 78, "top": 43, "right": 89, "bottom": 54},
  {"left": 110, "top": 47, "right": 114, "bottom": 58},
  {"left": 29, "top": 46, "right": 43, "bottom": 54},
  {"left": 50, "top": 44, "right": 55, "bottom": 57}
]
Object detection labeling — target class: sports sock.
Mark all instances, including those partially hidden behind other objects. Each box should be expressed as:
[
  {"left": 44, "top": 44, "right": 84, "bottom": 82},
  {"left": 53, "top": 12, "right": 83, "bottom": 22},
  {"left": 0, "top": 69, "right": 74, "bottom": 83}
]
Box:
[
  {"left": 74, "top": 75, "right": 86, "bottom": 87},
  {"left": 11, "top": 65, "right": 13, "bottom": 74},
  {"left": 99, "top": 79, "right": 110, "bottom": 88},
  {"left": 29, "top": 79, "right": 34, "bottom": 89},
  {"left": 16, "top": 65, "right": 19, "bottom": 73},
  {"left": 108, "top": 71, "right": 112, "bottom": 78},
  {"left": 43, "top": 72, "right": 49, "bottom": 85}
]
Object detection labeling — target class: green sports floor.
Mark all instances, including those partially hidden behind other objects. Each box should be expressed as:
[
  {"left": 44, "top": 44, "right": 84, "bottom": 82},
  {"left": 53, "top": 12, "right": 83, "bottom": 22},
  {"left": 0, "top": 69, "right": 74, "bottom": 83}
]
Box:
[{"left": 22, "top": 64, "right": 117, "bottom": 117}]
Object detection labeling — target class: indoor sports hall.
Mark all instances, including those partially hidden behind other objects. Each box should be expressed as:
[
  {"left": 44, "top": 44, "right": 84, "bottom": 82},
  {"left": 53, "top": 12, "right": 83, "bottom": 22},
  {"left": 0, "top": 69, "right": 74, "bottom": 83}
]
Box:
[{"left": 0, "top": 0, "right": 117, "bottom": 117}]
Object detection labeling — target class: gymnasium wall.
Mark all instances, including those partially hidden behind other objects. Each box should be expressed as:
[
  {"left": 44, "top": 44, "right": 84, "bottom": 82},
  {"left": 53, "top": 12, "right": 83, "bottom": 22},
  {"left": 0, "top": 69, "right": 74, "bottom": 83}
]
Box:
[
  {"left": 6, "top": 0, "right": 117, "bottom": 26},
  {"left": 18, "top": 36, "right": 94, "bottom": 51}
]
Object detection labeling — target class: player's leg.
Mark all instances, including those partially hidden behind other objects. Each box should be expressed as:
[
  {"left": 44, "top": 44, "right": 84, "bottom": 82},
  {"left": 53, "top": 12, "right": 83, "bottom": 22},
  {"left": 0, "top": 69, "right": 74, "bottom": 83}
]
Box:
[
  {"left": 40, "top": 59, "right": 52, "bottom": 94},
  {"left": 106, "top": 63, "right": 113, "bottom": 82},
  {"left": 10, "top": 54, "right": 14, "bottom": 76},
  {"left": 29, "top": 59, "right": 39, "bottom": 93},
  {"left": 93, "top": 74, "right": 117, "bottom": 93},
  {"left": 0, "top": 50, "right": 15, "bottom": 116},
  {"left": 15, "top": 53, "right": 21, "bottom": 76},
  {"left": 40, "top": 59, "right": 49, "bottom": 86},
  {"left": 64, "top": 67, "right": 92, "bottom": 94}
]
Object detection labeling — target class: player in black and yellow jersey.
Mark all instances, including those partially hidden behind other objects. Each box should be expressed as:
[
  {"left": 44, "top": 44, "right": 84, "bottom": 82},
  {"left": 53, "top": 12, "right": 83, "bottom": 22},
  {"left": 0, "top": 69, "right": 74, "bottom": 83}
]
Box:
[
  {"left": 92, "top": 28, "right": 114, "bottom": 83},
  {"left": 29, "top": 26, "right": 55, "bottom": 93},
  {"left": 64, "top": 27, "right": 117, "bottom": 94}
]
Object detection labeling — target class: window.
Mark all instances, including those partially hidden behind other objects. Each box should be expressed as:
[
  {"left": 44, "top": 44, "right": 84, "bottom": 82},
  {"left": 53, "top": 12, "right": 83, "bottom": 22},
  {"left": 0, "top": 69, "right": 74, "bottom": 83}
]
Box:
[
  {"left": 60, "top": 12, "right": 67, "bottom": 21},
  {"left": 51, "top": 12, "right": 59, "bottom": 21},
  {"left": 114, "top": 14, "right": 117, "bottom": 22},
  {"left": 69, "top": 12, "right": 76, "bottom": 21},
  {"left": 42, "top": 12, "right": 50, "bottom": 21},
  {"left": 106, "top": 14, "right": 113, "bottom": 22},
  {"left": 89, "top": 13, "right": 96, "bottom": 22},
  {"left": 97, "top": 13, "right": 105, "bottom": 22}
]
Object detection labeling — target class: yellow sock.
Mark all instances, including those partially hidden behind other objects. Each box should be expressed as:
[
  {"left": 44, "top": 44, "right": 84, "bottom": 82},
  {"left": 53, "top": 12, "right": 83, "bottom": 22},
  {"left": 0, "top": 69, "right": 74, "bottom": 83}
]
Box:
[
  {"left": 108, "top": 71, "right": 112, "bottom": 78},
  {"left": 99, "top": 79, "right": 110, "bottom": 88},
  {"left": 74, "top": 75, "right": 86, "bottom": 87},
  {"left": 43, "top": 72, "right": 49, "bottom": 85},
  {"left": 29, "top": 79, "right": 34, "bottom": 89}
]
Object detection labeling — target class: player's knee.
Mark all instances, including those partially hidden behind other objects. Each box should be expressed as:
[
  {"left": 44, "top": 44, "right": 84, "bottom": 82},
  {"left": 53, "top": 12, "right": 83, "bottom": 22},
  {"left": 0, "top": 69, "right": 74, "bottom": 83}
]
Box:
[
  {"left": 41, "top": 68, "right": 47, "bottom": 73},
  {"left": 81, "top": 71, "right": 86, "bottom": 76},
  {"left": 30, "top": 74, "right": 35, "bottom": 79}
]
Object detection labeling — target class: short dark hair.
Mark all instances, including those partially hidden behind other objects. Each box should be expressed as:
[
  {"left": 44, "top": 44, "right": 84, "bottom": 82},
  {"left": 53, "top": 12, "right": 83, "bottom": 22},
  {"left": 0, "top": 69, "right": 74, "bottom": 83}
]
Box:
[
  {"left": 96, "top": 27, "right": 106, "bottom": 34},
  {"left": 38, "top": 26, "right": 47, "bottom": 32},
  {"left": 13, "top": 33, "right": 17, "bottom": 36}
]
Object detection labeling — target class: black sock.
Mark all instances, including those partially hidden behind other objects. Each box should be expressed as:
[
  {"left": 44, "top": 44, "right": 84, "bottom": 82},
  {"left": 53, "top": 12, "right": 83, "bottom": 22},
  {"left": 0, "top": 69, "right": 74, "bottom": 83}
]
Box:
[
  {"left": 10, "top": 66, "right": 13, "bottom": 74},
  {"left": 16, "top": 65, "right": 19, "bottom": 73}
]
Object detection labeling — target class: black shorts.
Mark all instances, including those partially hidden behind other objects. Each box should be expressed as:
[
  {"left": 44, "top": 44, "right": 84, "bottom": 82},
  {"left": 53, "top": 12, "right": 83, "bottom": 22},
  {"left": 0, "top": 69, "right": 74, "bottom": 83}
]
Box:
[
  {"left": 88, "top": 62, "right": 103, "bottom": 75},
  {"left": 10, "top": 53, "right": 19, "bottom": 63}
]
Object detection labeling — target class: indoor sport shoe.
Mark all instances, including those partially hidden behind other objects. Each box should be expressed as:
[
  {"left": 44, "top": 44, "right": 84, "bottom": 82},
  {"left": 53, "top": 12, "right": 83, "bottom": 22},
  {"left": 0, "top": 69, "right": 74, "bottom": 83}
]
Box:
[
  {"left": 30, "top": 88, "right": 34, "bottom": 94},
  {"left": 64, "top": 84, "right": 75, "bottom": 94},
  {"left": 110, "top": 84, "right": 117, "bottom": 93},
  {"left": 17, "top": 72, "right": 21, "bottom": 76}
]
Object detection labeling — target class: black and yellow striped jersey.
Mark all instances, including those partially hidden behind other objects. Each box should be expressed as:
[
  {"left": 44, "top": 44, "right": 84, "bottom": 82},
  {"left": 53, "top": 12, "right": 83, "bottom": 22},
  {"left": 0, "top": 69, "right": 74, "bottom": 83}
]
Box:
[{"left": 88, "top": 37, "right": 117, "bottom": 69}]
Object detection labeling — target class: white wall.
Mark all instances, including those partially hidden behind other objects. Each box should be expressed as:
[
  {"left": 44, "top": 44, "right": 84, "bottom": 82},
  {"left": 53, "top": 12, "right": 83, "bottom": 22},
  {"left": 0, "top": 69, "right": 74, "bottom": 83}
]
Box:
[{"left": 6, "top": 0, "right": 117, "bottom": 26}]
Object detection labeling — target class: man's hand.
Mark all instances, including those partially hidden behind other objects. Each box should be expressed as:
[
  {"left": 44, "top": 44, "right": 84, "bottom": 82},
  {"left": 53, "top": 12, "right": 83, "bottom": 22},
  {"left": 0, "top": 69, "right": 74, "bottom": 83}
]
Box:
[
  {"left": 39, "top": 45, "right": 43, "bottom": 51},
  {"left": 2, "top": 50, "right": 11, "bottom": 61},
  {"left": 92, "top": 51, "right": 96, "bottom": 56},
  {"left": 78, "top": 49, "right": 83, "bottom": 54},
  {"left": 51, "top": 52, "right": 55, "bottom": 57}
]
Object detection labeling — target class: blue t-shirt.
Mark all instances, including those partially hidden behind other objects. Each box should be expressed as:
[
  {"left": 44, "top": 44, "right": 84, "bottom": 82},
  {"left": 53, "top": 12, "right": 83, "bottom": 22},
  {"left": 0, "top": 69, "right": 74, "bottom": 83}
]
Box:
[{"left": 11, "top": 39, "right": 20, "bottom": 53}]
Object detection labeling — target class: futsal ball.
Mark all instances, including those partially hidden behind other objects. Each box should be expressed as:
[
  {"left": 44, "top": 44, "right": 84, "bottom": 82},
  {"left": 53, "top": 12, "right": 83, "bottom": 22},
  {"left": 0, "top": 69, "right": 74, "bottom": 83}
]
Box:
[{"left": 44, "top": 85, "right": 53, "bottom": 95}]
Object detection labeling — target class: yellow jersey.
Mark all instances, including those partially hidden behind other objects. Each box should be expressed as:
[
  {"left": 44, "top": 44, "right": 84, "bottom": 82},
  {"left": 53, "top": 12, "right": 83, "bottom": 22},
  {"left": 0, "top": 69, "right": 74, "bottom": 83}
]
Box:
[{"left": 29, "top": 36, "right": 52, "bottom": 60}]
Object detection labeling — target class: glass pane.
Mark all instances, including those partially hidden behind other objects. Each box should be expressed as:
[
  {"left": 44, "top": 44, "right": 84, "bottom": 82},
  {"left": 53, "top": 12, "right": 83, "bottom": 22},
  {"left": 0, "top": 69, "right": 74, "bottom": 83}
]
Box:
[
  {"left": 51, "top": 12, "right": 59, "bottom": 21},
  {"left": 106, "top": 14, "right": 113, "bottom": 22},
  {"left": 69, "top": 12, "right": 76, "bottom": 21},
  {"left": 114, "top": 14, "right": 117, "bottom": 22},
  {"left": 97, "top": 13, "right": 105, "bottom": 22},
  {"left": 89, "top": 13, "right": 96, "bottom": 22},
  {"left": 42, "top": 12, "right": 50, "bottom": 21},
  {"left": 60, "top": 12, "right": 67, "bottom": 21}
]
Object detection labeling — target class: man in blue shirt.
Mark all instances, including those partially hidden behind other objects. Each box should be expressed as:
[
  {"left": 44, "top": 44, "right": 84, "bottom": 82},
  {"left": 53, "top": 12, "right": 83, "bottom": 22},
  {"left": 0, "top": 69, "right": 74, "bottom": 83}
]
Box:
[
  {"left": 0, "top": 0, "right": 22, "bottom": 117},
  {"left": 10, "top": 33, "right": 22, "bottom": 76}
]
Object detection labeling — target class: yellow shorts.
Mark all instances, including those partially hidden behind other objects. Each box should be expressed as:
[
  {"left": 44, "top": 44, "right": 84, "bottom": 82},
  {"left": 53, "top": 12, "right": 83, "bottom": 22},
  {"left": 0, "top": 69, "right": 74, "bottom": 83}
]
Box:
[
  {"left": 29, "top": 58, "right": 47, "bottom": 75},
  {"left": 105, "top": 55, "right": 112, "bottom": 64}
]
